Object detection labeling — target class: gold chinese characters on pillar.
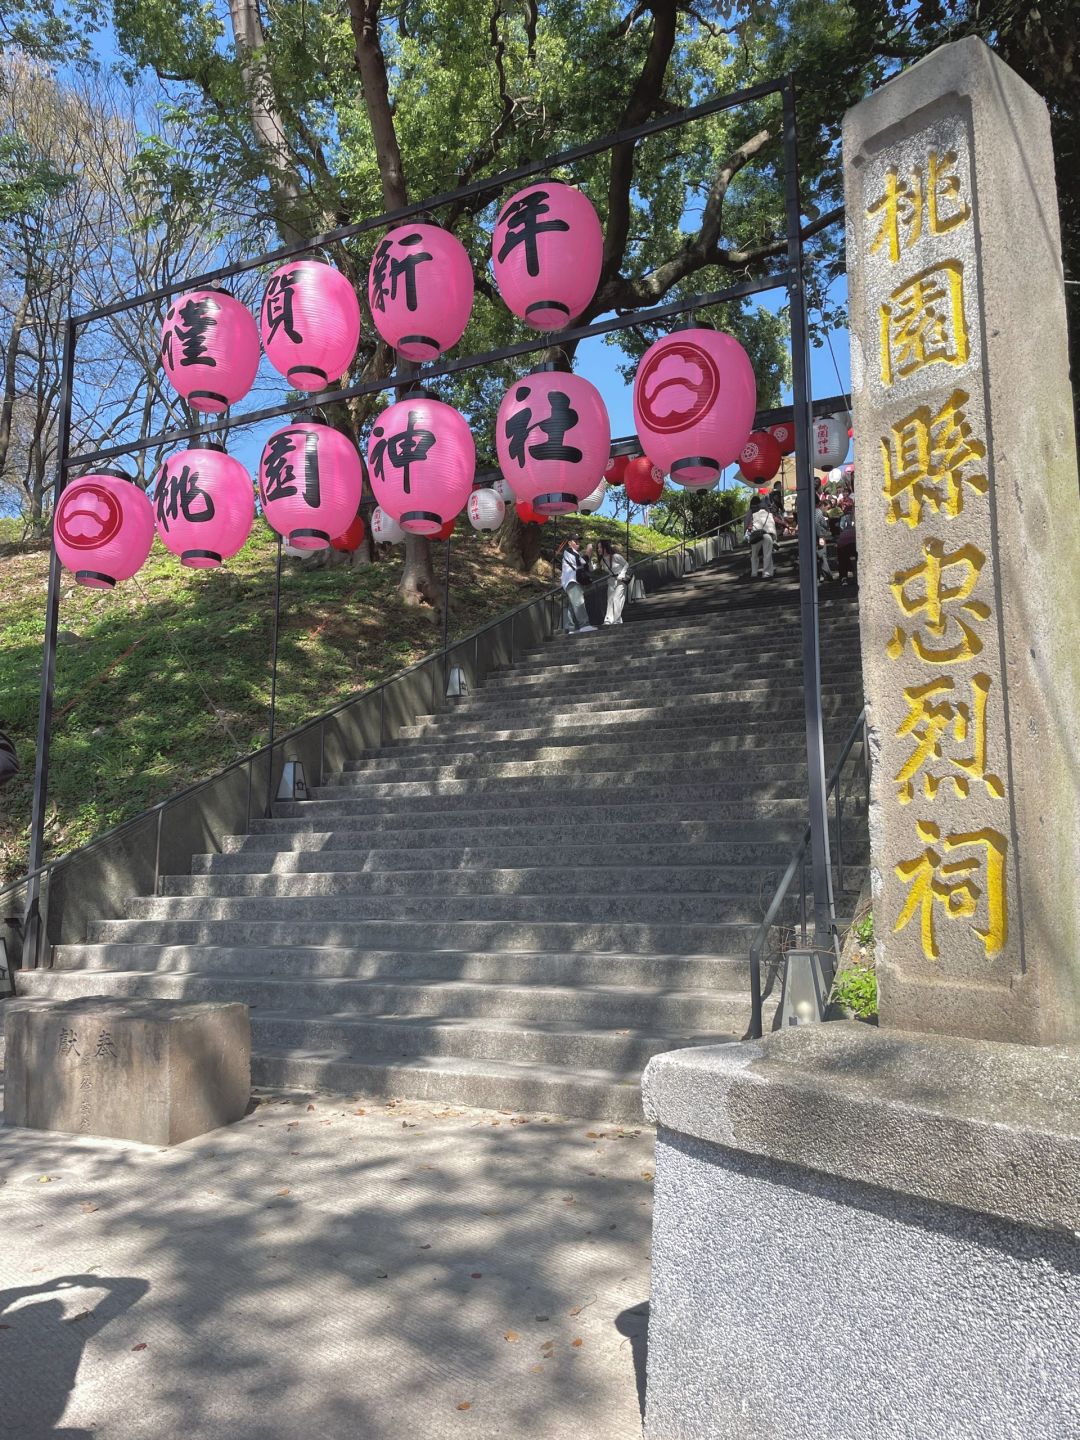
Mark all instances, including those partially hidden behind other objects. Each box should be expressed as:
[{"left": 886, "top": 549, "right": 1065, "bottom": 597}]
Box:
[{"left": 851, "top": 110, "right": 1016, "bottom": 987}]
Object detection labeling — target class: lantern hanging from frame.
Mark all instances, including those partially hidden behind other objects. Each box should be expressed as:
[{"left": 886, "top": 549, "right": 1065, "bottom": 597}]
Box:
[
  {"left": 809, "top": 414, "right": 848, "bottom": 471},
  {"left": 160, "top": 288, "right": 260, "bottom": 415},
  {"left": 368, "top": 223, "right": 474, "bottom": 361},
  {"left": 768, "top": 420, "right": 796, "bottom": 455},
  {"left": 153, "top": 445, "right": 254, "bottom": 568},
  {"left": 604, "top": 454, "right": 629, "bottom": 487},
  {"left": 371, "top": 505, "right": 405, "bottom": 544},
  {"left": 515, "top": 499, "right": 548, "bottom": 525},
  {"left": 467, "top": 488, "right": 506, "bottom": 532},
  {"left": 54, "top": 472, "right": 155, "bottom": 589},
  {"left": 623, "top": 457, "right": 665, "bottom": 505},
  {"left": 259, "top": 421, "right": 365, "bottom": 549},
  {"left": 738, "top": 431, "right": 782, "bottom": 485},
  {"left": 632, "top": 328, "right": 756, "bottom": 486},
  {"left": 491, "top": 180, "right": 602, "bottom": 331},
  {"left": 495, "top": 370, "right": 610, "bottom": 515},
  {"left": 260, "top": 259, "right": 361, "bottom": 391},
  {"left": 576, "top": 479, "right": 607, "bottom": 514},
  {"left": 368, "top": 395, "right": 475, "bottom": 536},
  {"left": 331, "top": 513, "right": 367, "bottom": 552}
]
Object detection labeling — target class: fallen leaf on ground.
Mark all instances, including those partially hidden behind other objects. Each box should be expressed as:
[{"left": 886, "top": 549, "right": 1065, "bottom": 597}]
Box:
[
  {"left": 276, "top": 1188, "right": 290, "bottom": 1197},
  {"left": 67, "top": 1311, "right": 92, "bottom": 1324},
  {"left": 0, "top": 1324, "right": 11, "bottom": 1330},
  {"left": 456, "top": 1401, "right": 472, "bottom": 1411},
  {"left": 534, "top": 1314, "right": 549, "bottom": 1322},
  {"left": 306, "top": 1104, "right": 315, "bottom": 1112},
  {"left": 511, "top": 1116, "right": 529, "bottom": 1125},
  {"left": 79, "top": 1202, "right": 99, "bottom": 1214},
  {"left": 470, "top": 1272, "right": 482, "bottom": 1279},
  {"left": 562, "top": 1194, "right": 575, "bottom": 1205},
  {"left": 571, "top": 1338, "right": 583, "bottom": 1348},
  {"left": 569, "top": 1306, "right": 583, "bottom": 1317},
  {"left": 375, "top": 1270, "right": 389, "bottom": 1279},
  {"left": 286, "top": 1121, "right": 299, "bottom": 1130},
  {"left": 131, "top": 1343, "right": 147, "bottom": 1352},
  {"left": 37, "top": 1176, "right": 52, "bottom": 1184},
  {"left": 354, "top": 1108, "right": 366, "bottom": 1116},
  {"left": 586, "top": 1132, "right": 601, "bottom": 1140},
  {"left": 642, "top": 1171, "right": 654, "bottom": 1181},
  {"left": 419, "top": 1244, "right": 432, "bottom": 1250},
  {"left": 504, "top": 1330, "right": 519, "bottom": 1343},
  {"left": 540, "top": 1340, "right": 555, "bottom": 1353}
]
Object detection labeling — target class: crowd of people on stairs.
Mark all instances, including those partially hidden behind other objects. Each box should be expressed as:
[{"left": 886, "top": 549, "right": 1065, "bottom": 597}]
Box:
[{"left": 742, "top": 471, "right": 857, "bottom": 588}]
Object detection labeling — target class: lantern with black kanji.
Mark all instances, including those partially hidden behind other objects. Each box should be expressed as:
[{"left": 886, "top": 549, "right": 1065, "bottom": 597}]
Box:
[
  {"left": 160, "top": 289, "right": 260, "bottom": 414},
  {"left": 261, "top": 260, "right": 361, "bottom": 391},
  {"left": 633, "top": 329, "right": 756, "bottom": 486},
  {"left": 367, "top": 396, "right": 475, "bottom": 536},
  {"left": 491, "top": 181, "right": 602, "bottom": 330},
  {"left": 259, "top": 421, "right": 365, "bottom": 549},
  {"left": 467, "top": 488, "right": 506, "bottom": 532},
  {"left": 53, "top": 472, "right": 155, "bottom": 589},
  {"left": 153, "top": 445, "right": 254, "bottom": 567},
  {"left": 495, "top": 370, "right": 610, "bottom": 515},
  {"left": 368, "top": 224, "right": 473, "bottom": 361}
]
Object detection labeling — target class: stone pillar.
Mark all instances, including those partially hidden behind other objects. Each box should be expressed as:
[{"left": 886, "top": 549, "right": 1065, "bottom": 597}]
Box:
[{"left": 844, "top": 37, "right": 1080, "bottom": 1044}]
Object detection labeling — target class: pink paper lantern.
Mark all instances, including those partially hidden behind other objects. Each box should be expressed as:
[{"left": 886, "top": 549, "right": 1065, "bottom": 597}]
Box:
[
  {"left": 738, "top": 431, "right": 782, "bottom": 484},
  {"left": 160, "top": 288, "right": 260, "bottom": 415},
  {"left": 260, "top": 260, "right": 361, "bottom": 391},
  {"left": 152, "top": 446, "right": 254, "bottom": 568},
  {"left": 367, "top": 396, "right": 475, "bottom": 536},
  {"left": 368, "top": 224, "right": 474, "bottom": 361},
  {"left": 633, "top": 328, "right": 756, "bottom": 485},
  {"left": 54, "top": 472, "right": 154, "bottom": 589},
  {"left": 259, "top": 421, "right": 364, "bottom": 549},
  {"left": 492, "top": 181, "right": 602, "bottom": 331},
  {"left": 494, "top": 370, "right": 610, "bottom": 515}
]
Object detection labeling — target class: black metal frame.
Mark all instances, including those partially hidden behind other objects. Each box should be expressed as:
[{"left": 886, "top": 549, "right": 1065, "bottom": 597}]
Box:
[{"left": 22, "top": 71, "right": 841, "bottom": 969}]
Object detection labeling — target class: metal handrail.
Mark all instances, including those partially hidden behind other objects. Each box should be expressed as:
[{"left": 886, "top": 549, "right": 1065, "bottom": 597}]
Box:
[
  {"left": 1, "top": 515, "right": 738, "bottom": 912},
  {"left": 747, "top": 705, "right": 869, "bottom": 1039}
]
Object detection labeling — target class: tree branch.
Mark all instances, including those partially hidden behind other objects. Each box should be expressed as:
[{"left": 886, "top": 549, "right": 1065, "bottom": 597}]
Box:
[{"left": 347, "top": 0, "right": 409, "bottom": 209}]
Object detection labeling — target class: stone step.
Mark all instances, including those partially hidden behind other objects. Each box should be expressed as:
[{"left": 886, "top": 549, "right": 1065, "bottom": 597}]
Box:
[
  {"left": 18, "top": 966, "right": 754, "bottom": 1030},
  {"left": 478, "top": 656, "right": 859, "bottom": 692},
  {"left": 449, "top": 680, "right": 866, "bottom": 719},
  {"left": 511, "top": 632, "right": 861, "bottom": 675},
  {"left": 87, "top": 917, "right": 770, "bottom": 952},
  {"left": 381, "top": 712, "right": 861, "bottom": 751},
  {"left": 122, "top": 889, "right": 820, "bottom": 925},
  {"left": 162, "top": 861, "right": 806, "bottom": 899},
  {"left": 345, "top": 732, "right": 820, "bottom": 770},
  {"left": 50, "top": 944, "right": 755, "bottom": 989},
  {"left": 308, "top": 766, "right": 818, "bottom": 801},
  {"left": 249, "top": 1048, "right": 650, "bottom": 1123},
  {"left": 194, "top": 839, "right": 872, "bottom": 874},
  {"left": 230, "top": 813, "right": 869, "bottom": 848}
]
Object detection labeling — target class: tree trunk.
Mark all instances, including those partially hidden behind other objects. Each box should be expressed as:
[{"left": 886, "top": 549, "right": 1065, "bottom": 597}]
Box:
[
  {"left": 498, "top": 510, "right": 548, "bottom": 574},
  {"left": 347, "top": 0, "right": 437, "bottom": 609},
  {"left": 0, "top": 291, "right": 29, "bottom": 486}
]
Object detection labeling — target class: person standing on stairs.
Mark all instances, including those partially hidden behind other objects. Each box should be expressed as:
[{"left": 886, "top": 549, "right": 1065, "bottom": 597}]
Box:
[
  {"left": 559, "top": 535, "right": 597, "bottom": 634},
  {"left": 743, "top": 496, "right": 776, "bottom": 580},
  {"left": 596, "top": 538, "right": 630, "bottom": 625},
  {"left": 815, "top": 495, "right": 839, "bottom": 583}
]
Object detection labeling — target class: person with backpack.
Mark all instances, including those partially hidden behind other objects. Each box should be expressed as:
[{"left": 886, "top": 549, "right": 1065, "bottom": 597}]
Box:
[
  {"left": 743, "top": 496, "right": 776, "bottom": 579},
  {"left": 558, "top": 536, "right": 597, "bottom": 634}
]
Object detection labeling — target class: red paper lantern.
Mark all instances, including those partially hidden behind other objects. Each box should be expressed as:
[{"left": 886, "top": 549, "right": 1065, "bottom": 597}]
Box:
[
  {"left": 624, "top": 457, "right": 664, "bottom": 505},
  {"left": 738, "top": 431, "right": 782, "bottom": 484},
  {"left": 515, "top": 499, "right": 548, "bottom": 525},
  {"left": 435, "top": 518, "right": 456, "bottom": 541},
  {"left": 331, "top": 514, "right": 366, "bottom": 552},
  {"left": 768, "top": 421, "right": 796, "bottom": 456},
  {"left": 604, "top": 454, "right": 629, "bottom": 486}
]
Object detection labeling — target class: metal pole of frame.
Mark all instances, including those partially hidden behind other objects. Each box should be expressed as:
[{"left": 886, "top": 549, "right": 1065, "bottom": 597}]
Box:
[
  {"left": 24, "top": 317, "right": 77, "bottom": 969},
  {"left": 782, "top": 75, "right": 835, "bottom": 947},
  {"left": 441, "top": 534, "right": 452, "bottom": 694},
  {"left": 264, "top": 533, "right": 284, "bottom": 817}
]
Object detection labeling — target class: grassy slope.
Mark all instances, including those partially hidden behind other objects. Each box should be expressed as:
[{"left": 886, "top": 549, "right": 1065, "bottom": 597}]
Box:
[{"left": 0, "top": 514, "right": 667, "bottom": 883}]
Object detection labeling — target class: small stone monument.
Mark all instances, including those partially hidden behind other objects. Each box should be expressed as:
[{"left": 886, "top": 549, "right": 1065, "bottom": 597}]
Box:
[
  {"left": 5, "top": 997, "right": 251, "bottom": 1145},
  {"left": 845, "top": 36, "right": 1080, "bottom": 1044}
]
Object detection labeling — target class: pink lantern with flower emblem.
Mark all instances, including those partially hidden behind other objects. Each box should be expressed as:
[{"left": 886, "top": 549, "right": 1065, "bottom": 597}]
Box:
[
  {"left": 371, "top": 505, "right": 405, "bottom": 544},
  {"left": 492, "top": 181, "right": 602, "bottom": 330},
  {"left": 259, "top": 421, "right": 364, "bottom": 549},
  {"left": 633, "top": 329, "right": 756, "bottom": 486},
  {"left": 260, "top": 260, "right": 361, "bottom": 391},
  {"left": 153, "top": 445, "right": 254, "bottom": 568},
  {"left": 160, "top": 289, "right": 260, "bottom": 414},
  {"left": 368, "top": 396, "right": 475, "bottom": 536},
  {"left": 810, "top": 414, "right": 849, "bottom": 471},
  {"left": 495, "top": 370, "right": 609, "bottom": 515},
  {"left": 768, "top": 420, "right": 796, "bottom": 455},
  {"left": 468, "top": 488, "right": 506, "bottom": 532},
  {"left": 368, "top": 224, "right": 473, "bottom": 361},
  {"left": 54, "top": 473, "right": 155, "bottom": 589}
]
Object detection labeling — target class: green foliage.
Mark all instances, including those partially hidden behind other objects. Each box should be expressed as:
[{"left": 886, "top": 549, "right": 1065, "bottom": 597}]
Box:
[
  {"left": 831, "top": 962, "right": 878, "bottom": 1020},
  {"left": 854, "top": 911, "right": 875, "bottom": 945},
  {"left": 651, "top": 484, "right": 749, "bottom": 538},
  {"left": 0, "top": 134, "right": 72, "bottom": 223}
]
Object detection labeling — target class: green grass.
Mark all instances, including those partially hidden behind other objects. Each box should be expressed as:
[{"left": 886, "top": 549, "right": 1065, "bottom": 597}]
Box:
[
  {"left": 831, "top": 962, "right": 878, "bottom": 1019},
  {"left": 0, "top": 514, "right": 668, "bottom": 883}
]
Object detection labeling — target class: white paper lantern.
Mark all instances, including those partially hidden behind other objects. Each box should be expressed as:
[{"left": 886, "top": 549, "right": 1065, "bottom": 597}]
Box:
[
  {"left": 809, "top": 415, "right": 848, "bottom": 471},
  {"left": 492, "top": 476, "right": 515, "bottom": 504},
  {"left": 467, "top": 488, "right": 506, "bottom": 532},
  {"left": 576, "top": 479, "right": 607, "bottom": 514},
  {"left": 371, "top": 505, "right": 405, "bottom": 544}
]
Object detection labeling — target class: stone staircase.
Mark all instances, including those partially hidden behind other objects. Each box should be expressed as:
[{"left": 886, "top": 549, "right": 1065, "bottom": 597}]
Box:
[{"left": 16, "top": 551, "right": 869, "bottom": 1120}]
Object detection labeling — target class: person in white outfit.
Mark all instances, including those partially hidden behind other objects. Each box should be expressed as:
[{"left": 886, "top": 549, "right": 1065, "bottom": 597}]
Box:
[
  {"left": 559, "top": 536, "right": 597, "bottom": 633},
  {"left": 743, "top": 496, "right": 776, "bottom": 579},
  {"left": 596, "top": 539, "right": 630, "bottom": 624}
]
